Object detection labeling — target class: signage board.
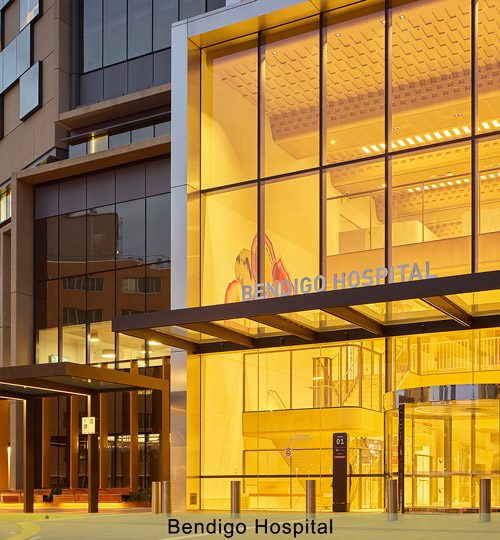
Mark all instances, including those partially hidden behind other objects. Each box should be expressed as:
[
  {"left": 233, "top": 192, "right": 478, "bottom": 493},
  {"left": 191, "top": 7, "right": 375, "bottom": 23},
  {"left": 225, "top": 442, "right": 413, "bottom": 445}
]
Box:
[
  {"left": 333, "top": 432, "right": 349, "bottom": 512},
  {"left": 82, "top": 416, "right": 96, "bottom": 435}
]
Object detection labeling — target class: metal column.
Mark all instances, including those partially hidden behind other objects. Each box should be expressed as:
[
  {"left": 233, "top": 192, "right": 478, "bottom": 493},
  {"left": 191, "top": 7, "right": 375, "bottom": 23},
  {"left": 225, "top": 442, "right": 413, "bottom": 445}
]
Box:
[
  {"left": 88, "top": 393, "right": 99, "bottom": 513},
  {"left": 479, "top": 478, "right": 491, "bottom": 523},
  {"left": 231, "top": 480, "right": 241, "bottom": 517},
  {"left": 306, "top": 479, "right": 316, "bottom": 516},
  {"left": 387, "top": 479, "right": 398, "bottom": 521}
]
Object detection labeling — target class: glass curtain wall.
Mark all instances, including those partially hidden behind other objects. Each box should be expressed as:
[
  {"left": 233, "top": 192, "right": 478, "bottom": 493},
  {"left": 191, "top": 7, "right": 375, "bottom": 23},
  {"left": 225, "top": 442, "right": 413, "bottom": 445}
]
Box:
[
  {"left": 34, "top": 158, "right": 171, "bottom": 366},
  {"left": 197, "top": 0, "right": 500, "bottom": 307},
  {"left": 188, "top": 340, "right": 385, "bottom": 512}
]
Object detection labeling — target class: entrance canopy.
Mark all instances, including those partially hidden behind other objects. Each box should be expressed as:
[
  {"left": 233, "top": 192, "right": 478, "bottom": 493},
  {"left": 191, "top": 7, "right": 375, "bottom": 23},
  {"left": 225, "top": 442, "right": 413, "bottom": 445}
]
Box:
[
  {"left": 113, "top": 270, "right": 500, "bottom": 354},
  {"left": 0, "top": 361, "right": 168, "bottom": 400}
]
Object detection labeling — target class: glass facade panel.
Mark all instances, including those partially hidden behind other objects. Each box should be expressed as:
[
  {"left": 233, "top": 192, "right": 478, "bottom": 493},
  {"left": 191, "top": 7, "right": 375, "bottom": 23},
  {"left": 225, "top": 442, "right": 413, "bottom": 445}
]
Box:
[
  {"left": 392, "top": 144, "right": 471, "bottom": 279},
  {"left": 201, "top": 36, "right": 258, "bottom": 189},
  {"left": 325, "top": 159, "right": 385, "bottom": 287},
  {"left": 264, "top": 173, "right": 319, "bottom": 285},
  {"left": 35, "top": 280, "right": 59, "bottom": 364},
  {"left": 179, "top": 0, "right": 205, "bottom": 20},
  {"left": 478, "top": 0, "right": 500, "bottom": 134},
  {"left": 82, "top": 0, "right": 103, "bottom": 72},
  {"left": 478, "top": 137, "right": 500, "bottom": 271},
  {"left": 59, "top": 211, "right": 86, "bottom": 278},
  {"left": 202, "top": 184, "right": 257, "bottom": 305},
  {"left": 153, "top": 0, "right": 177, "bottom": 50},
  {"left": 19, "top": 62, "right": 41, "bottom": 120},
  {"left": 103, "top": 0, "right": 127, "bottom": 66},
  {"left": 116, "top": 200, "right": 146, "bottom": 266},
  {"left": 128, "top": 0, "right": 153, "bottom": 59},
  {"left": 20, "top": 0, "right": 40, "bottom": 30},
  {"left": 87, "top": 205, "right": 117, "bottom": 273},
  {"left": 325, "top": 1, "right": 385, "bottom": 164},
  {"left": 262, "top": 19, "right": 320, "bottom": 178},
  {"left": 392, "top": 0, "right": 471, "bottom": 149}
]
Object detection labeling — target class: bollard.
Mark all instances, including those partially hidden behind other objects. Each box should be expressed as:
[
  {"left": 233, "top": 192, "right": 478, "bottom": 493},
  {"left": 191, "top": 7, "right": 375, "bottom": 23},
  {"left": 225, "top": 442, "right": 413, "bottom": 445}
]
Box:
[
  {"left": 387, "top": 479, "right": 398, "bottom": 521},
  {"left": 306, "top": 479, "right": 316, "bottom": 516},
  {"left": 152, "top": 481, "right": 161, "bottom": 514},
  {"left": 231, "top": 481, "right": 241, "bottom": 518},
  {"left": 162, "top": 480, "right": 172, "bottom": 514},
  {"left": 480, "top": 478, "right": 491, "bottom": 523}
]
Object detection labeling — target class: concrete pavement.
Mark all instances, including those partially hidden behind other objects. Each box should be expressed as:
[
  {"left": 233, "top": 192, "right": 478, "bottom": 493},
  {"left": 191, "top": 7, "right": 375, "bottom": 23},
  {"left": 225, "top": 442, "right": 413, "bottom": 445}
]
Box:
[{"left": 0, "top": 512, "right": 498, "bottom": 540}]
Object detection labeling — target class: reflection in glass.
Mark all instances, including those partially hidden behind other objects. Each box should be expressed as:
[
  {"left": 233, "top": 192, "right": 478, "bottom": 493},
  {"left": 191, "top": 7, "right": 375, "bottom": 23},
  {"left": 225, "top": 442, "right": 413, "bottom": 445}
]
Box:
[
  {"left": 35, "top": 216, "right": 58, "bottom": 281},
  {"left": 60, "top": 280, "right": 87, "bottom": 364},
  {"left": 16, "top": 25, "right": 31, "bottom": 78},
  {"left": 19, "top": 62, "right": 41, "bottom": 120},
  {"left": 59, "top": 211, "right": 87, "bottom": 277},
  {"left": 35, "top": 281, "right": 58, "bottom": 364},
  {"left": 87, "top": 206, "right": 116, "bottom": 273},
  {"left": 20, "top": 0, "right": 40, "bottom": 30},
  {"left": 201, "top": 36, "right": 258, "bottom": 188},
  {"left": 116, "top": 199, "right": 145, "bottom": 265},
  {"left": 146, "top": 194, "right": 170, "bottom": 264},
  {"left": 262, "top": 19, "right": 319, "bottom": 178}
]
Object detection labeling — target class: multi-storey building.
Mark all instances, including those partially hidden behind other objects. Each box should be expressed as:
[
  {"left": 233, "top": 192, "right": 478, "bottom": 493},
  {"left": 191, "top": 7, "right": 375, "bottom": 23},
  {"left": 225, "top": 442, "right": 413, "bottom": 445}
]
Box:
[{"left": 1, "top": 0, "right": 500, "bottom": 514}]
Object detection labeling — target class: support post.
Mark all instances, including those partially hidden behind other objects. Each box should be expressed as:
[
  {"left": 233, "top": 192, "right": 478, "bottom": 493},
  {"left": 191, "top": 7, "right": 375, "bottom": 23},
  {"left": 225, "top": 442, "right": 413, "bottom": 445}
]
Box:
[
  {"left": 231, "top": 480, "right": 241, "bottom": 517},
  {"left": 88, "top": 393, "right": 99, "bottom": 513},
  {"left": 306, "top": 479, "right": 316, "bottom": 516},
  {"left": 159, "top": 357, "right": 170, "bottom": 482},
  {"left": 162, "top": 480, "right": 172, "bottom": 514},
  {"left": 69, "top": 396, "right": 80, "bottom": 489},
  {"left": 152, "top": 481, "right": 161, "bottom": 514},
  {"left": 387, "top": 479, "right": 398, "bottom": 521},
  {"left": 480, "top": 478, "right": 491, "bottom": 523},
  {"left": 41, "top": 398, "right": 51, "bottom": 488},
  {"left": 23, "top": 399, "right": 35, "bottom": 513},
  {"left": 99, "top": 394, "right": 108, "bottom": 488},
  {"left": 129, "top": 361, "right": 139, "bottom": 493},
  {"left": 0, "top": 400, "right": 9, "bottom": 489}
]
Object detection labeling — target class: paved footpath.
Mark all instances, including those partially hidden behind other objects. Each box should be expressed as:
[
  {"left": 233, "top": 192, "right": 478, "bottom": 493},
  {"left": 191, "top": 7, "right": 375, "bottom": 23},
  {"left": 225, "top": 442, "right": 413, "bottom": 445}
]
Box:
[{"left": 0, "top": 512, "right": 499, "bottom": 540}]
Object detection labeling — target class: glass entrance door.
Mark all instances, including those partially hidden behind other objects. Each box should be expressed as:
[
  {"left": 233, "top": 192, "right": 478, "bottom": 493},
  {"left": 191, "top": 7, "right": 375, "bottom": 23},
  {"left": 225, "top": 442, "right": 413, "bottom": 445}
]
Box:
[{"left": 388, "top": 400, "right": 500, "bottom": 511}]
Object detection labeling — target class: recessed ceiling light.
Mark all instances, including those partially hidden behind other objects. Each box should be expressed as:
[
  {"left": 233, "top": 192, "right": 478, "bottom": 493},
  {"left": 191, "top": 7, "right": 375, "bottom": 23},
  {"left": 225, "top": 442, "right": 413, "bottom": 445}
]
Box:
[
  {"left": 399, "top": 15, "right": 405, "bottom": 20},
  {"left": 330, "top": 139, "right": 335, "bottom": 145},
  {"left": 272, "top": 50, "right": 278, "bottom": 55},
  {"left": 454, "top": 113, "right": 463, "bottom": 118},
  {"left": 393, "top": 126, "right": 401, "bottom": 131},
  {"left": 335, "top": 32, "right": 341, "bottom": 37}
]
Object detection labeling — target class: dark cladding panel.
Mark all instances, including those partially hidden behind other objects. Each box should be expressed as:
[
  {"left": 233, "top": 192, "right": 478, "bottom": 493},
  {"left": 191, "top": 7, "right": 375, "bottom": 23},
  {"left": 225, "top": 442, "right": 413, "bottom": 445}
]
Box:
[
  {"left": 127, "top": 54, "right": 153, "bottom": 94},
  {"left": 87, "top": 171, "right": 115, "bottom": 208},
  {"left": 116, "top": 163, "right": 146, "bottom": 203},
  {"left": 35, "top": 183, "right": 58, "bottom": 219},
  {"left": 103, "top": 62, "right": 127, "bottom": 100},
  {"left": 146, "top": 158, "right": 170, "bottom": 196},
  {"left": 153, "top": 49, "right": 170, "bottom": 86},
  {"left": 79, "top": 69, "right": 104, "bottom": 106},
  {"left": 59, "top": 177, "right": 86, "bottom": 214}
]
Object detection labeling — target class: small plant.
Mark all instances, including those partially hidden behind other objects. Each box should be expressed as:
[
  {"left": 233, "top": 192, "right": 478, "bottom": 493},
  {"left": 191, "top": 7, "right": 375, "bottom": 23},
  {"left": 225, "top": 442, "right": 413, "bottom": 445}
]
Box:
[{"left": 127, "top": 488, "right": 152, "bottom": 503}]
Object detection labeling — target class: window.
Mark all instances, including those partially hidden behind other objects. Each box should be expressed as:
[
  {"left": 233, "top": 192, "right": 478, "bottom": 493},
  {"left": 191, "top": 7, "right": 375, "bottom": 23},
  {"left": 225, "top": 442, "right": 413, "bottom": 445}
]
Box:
[
  {"left": 202, "top": 184, "right": 257, "bottom": 305},
  {"left": 392, "top": 144, "right": 471, "bottom": 279},
  {"left": 62, "top": 277, "right": 104, "bottom": 291},
  {"left": 122, "top": 277, "right": 161, "bottom": 293},
  {"left": 20, "top": 0, "right": 40, "bottom": 30},
  {"left": 392, "top": 0, "right": 471, "bottom": 149},
  {"left": 201, "top": 36, "right": 258, "bottom": 189},
  {"left": 262, "top": 19, "right": 320, "bottom": 178},
  {"left": 19, "top": 62, "right": 41, "bottom": 120},
  {"left": 103, "top": 0, "right": 127, "bottom": 66},
  {"left": 0, "top": 183, "right": 11, "bottom": 223},
  {"left": 83, "top": 0, "right": 103, "bottom": 72},
  {"left": 153, "top": 0, "right": 177, "bottom": 50},
  {"left": 128, "top": 0, "right": 153, "bottom": 59},
  {"left": 325, "top": 2, "right": 385, "bottom": 164}
]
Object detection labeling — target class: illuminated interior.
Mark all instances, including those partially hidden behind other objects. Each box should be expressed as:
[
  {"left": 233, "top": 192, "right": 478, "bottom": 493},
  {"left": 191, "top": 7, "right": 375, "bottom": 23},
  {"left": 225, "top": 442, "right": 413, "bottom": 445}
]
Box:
[{"left": 183, "top": 0, "right": 500, "bottom": 513}]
